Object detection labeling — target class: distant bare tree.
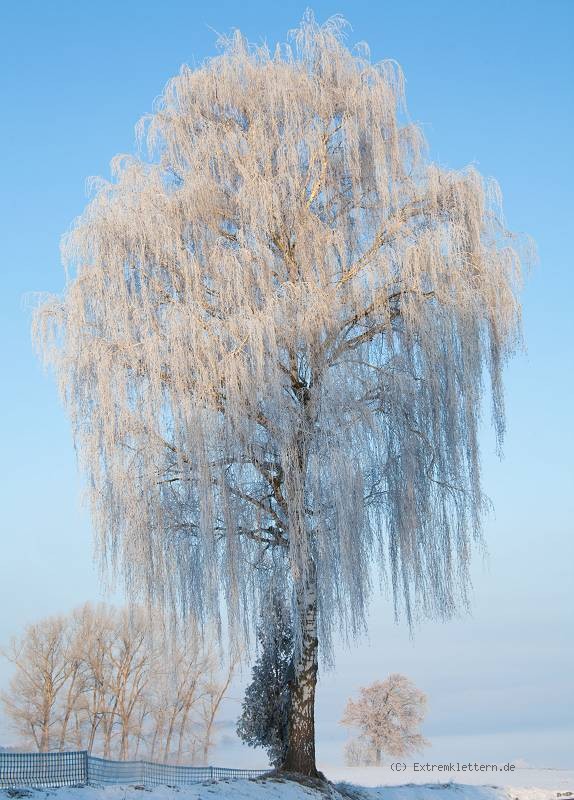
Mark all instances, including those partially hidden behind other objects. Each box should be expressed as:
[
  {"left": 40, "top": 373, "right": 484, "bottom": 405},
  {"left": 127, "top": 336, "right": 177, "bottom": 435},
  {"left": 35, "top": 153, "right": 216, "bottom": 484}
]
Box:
[
  {"left": 150, "top": 629, "right": 209, "bottom": 763},
  {"left": 101, "top": 608, "right": 149, "bottom": 759},
  {"left": 341, "top": 674, "right": 429, "bottom": 765},
  {"left": 144, "top": 628, "right": 227, "bottom": 765},
  {"left": 75, "top": 603, "right": 117, "bottom": 754},
  {"left": 196, "top": 655, "right": 237, "bottom": 765},
  {"left": 34, "top": 12, "right": 527, "bottom": 775},
  {"left": 172, "top": 634, "right": 214, "bottom": 764},
  {"left": 343, "top": 735, "right": 376, "bottom": 767},
  {"left": 1, "top": 616, "right": 70, "bottom": 751},
  {"left": 56, "top": 613, "right": 87, "bottom": 750}
]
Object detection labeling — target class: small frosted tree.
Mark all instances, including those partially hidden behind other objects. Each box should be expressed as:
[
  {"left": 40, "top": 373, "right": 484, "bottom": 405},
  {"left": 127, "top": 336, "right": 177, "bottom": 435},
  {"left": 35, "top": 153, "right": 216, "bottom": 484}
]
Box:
[
  {"left": 237, "top": 595, "right": 293, "bottom": 767},
  {"left": 341, "top": 675, "right": 429, "bottom": 765},
  {"left": 34, "top": 12, "right": 525, "bottom": 776}
]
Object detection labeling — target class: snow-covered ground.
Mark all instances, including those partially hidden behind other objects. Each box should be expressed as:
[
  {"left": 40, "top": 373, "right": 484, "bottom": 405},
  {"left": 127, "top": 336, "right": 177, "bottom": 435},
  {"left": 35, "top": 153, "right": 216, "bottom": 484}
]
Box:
[
  {"left": 0, "top": 785, "right": 508, "bottom": 800},
  {"left": 322, "top": 766, "right": 574, "bottom": 790},
  {"left": 1, "top": 769, "right": 573, "bottom": 800}
]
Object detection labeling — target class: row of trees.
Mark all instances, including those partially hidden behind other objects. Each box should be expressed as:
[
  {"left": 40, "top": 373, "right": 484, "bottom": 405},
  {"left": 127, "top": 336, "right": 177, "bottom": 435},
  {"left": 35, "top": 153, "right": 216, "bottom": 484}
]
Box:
[{"left": 1, "top": 604, "right": 234, "bottom": 763}]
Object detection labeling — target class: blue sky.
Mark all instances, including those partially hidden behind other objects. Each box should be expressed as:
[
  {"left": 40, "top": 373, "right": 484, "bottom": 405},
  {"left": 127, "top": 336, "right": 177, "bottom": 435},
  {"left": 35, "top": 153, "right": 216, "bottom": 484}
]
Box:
[{"left": 0, "top": 0, "right": 572, "bottom": 769}]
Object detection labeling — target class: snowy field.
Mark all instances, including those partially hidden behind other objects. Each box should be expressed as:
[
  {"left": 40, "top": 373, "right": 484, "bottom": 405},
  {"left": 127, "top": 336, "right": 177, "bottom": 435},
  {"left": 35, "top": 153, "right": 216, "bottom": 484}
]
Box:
[{"left": 1, "top": 768, "right": 572, "bottom": 800}]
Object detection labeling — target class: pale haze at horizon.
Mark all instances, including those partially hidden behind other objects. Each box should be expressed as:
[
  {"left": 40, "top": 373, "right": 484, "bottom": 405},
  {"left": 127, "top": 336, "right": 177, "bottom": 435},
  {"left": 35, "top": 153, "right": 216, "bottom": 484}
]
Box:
[{"left": 0, "top": 0, "right": 572, "bottom": 770}]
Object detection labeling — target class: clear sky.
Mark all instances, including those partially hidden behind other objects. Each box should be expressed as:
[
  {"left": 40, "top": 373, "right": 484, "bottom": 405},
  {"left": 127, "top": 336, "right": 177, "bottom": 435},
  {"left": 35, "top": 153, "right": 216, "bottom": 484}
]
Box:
[{"left": 0, "top": 0, "right": 572, "bottom": 770}]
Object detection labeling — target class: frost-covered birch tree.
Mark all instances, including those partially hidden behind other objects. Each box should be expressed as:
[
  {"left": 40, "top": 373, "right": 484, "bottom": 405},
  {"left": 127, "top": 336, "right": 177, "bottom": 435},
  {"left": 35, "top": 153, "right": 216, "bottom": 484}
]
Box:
[{"left": 34, "top": 12, "right": 524, "bottom": 776}]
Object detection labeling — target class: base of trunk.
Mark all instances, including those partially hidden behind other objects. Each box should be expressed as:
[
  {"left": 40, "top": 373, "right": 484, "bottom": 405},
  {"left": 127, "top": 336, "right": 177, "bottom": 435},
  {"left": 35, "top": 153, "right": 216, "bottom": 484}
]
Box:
[
  {"left": 281, "top": 718, "right": 318, "bottom": 777},
  {"left": 263, "top": 768, "right": 328, "bottom": 786},
  {"left": 280, "top": 759, "right": 321, "bottom": 779}
]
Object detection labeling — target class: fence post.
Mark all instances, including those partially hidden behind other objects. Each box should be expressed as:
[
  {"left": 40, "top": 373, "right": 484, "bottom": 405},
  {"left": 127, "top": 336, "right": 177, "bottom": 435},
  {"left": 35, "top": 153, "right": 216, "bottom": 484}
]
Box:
[
  {"left": 210, "top": 766, "right": 214, "bottom": 780},
  {"left": 83, "top": 751, "right": 89, "bottom": 785}
]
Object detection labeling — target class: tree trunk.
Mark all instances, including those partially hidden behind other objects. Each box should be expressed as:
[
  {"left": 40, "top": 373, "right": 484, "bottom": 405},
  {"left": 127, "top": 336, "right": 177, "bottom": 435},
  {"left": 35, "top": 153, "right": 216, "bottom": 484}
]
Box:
[
  {"left": 281, "top": 562, "right": 319, "bottom": 777},
  {"left": 119, "top": 724, "right": 129, "bottom": 760},
  {"left": 87, "top": 710, "right": 99, "bottom": 754},
  {"left": 163, "top": 710, "right": 178, "bottom": 763},
  {"left": 176, "top": 705, "right": 192, "bottom": 764},
  {"left": 40, "top": 694, "right": 53, "bottom": 752}
]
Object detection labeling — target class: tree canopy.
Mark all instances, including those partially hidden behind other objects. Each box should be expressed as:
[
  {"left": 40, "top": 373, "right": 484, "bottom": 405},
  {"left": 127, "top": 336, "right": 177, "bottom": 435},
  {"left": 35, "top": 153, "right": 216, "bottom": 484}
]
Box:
[
  {"left": 35, "top": 11, "right": 525, "bottom": 775},
  {"left": 342, "top": 674, "right": 429, "bottom": 764}
]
